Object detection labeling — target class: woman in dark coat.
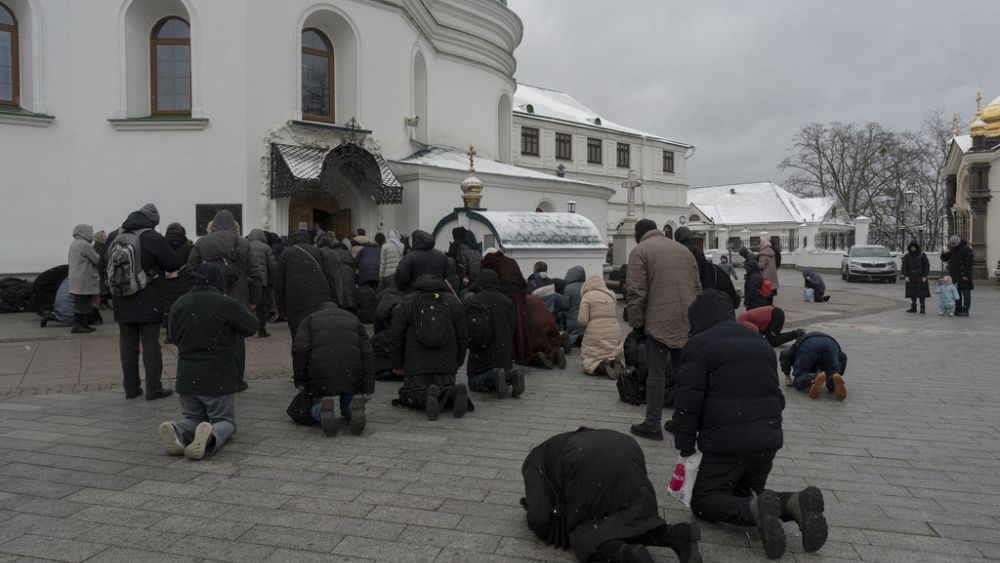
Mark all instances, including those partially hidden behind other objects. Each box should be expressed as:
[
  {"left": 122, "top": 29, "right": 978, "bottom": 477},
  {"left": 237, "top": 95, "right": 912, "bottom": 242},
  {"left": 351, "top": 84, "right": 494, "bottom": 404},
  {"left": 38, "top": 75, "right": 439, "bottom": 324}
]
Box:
[
  {"left": 481, "top": 249, "right": 531, "bottom": 363},
  {"left": 901, "top": 240, "right": 930, "bottom": 314},
  {"left": 163, "top": 223, "right": 195, "bottom": 321},
  {"left": 743, "top": 259, "right": 769, "bottom": 311},
  {"left": 522, "top": 428, "right": 701, "bottom": 563},
  {"left": 275, "top": 230, "right": 340, "bottom": 338}
]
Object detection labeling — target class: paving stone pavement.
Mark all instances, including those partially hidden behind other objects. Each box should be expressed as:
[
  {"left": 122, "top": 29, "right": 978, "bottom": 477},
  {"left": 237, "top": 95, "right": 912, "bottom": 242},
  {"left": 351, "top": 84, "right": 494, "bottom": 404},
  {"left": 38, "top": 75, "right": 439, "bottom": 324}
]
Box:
[{"left": 0, "top": 274, "right": 998, "bottom": 562}]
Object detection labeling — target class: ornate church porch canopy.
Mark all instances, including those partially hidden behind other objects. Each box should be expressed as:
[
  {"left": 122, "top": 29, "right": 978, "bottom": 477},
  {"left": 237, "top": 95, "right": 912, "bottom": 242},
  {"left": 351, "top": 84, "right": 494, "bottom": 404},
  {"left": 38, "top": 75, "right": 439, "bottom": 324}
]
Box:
[{"left": 270, "top": 143, "right": 404, "bottom": 205}]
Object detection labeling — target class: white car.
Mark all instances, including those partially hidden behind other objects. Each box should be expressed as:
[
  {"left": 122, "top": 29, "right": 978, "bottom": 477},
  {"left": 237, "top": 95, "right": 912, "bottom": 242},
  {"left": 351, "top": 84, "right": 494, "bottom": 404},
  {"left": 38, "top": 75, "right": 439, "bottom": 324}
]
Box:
[{"left": 841, "top": 245, "right": 897, "bottom": 283}]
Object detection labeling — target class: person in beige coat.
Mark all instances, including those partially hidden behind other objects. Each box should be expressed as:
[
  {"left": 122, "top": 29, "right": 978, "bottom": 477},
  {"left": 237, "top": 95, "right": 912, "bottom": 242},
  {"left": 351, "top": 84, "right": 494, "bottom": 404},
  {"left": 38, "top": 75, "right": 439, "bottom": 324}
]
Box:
[
  {"left": 626, "top": 219, "right": 700, "bottom": 441},
  {"left": 578, "top": 275, "right": 624, "bottom": 378},
  {"left": 68, "top": 224, "right": 101, "bottom": 333},
  {"left": 757, "top": 239, "right": 779, "bottom": 303}
]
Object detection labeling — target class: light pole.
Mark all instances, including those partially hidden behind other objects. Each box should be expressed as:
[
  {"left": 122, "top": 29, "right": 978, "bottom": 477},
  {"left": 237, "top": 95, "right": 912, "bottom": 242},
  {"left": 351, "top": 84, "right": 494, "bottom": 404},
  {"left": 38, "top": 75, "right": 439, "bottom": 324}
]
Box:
[{"left": 902, "top": 189, "right": 916, "bottom": 251}]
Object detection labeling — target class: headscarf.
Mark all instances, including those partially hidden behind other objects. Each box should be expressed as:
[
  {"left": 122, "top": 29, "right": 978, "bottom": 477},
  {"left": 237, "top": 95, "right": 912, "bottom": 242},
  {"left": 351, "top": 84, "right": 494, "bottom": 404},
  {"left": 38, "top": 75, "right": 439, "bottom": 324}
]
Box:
[{"left": 388, "top": 229, "right": 404, "bottom": 253}]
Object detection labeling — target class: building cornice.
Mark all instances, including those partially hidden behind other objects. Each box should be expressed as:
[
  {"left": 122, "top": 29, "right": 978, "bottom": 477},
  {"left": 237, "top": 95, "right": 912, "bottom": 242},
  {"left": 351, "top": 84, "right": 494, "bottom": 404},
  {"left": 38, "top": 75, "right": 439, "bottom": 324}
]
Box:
[
  {"left": 513, "top": 112, "right": 692, "bottom": 149},
  {"left": 391, "top": 161, "right": 616, "bottom": 200}
]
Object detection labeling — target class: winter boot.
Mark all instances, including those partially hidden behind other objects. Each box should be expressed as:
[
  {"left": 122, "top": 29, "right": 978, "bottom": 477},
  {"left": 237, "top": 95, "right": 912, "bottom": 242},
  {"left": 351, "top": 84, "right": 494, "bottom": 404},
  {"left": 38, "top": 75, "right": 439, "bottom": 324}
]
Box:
[
  {"left": 555, "top": 348, "right": 567, "bottom": 370},
  {"left": 71, "top": 314, "right": 95, "bottom": 334},
  {"left": 320, "top": 397, "right": 339, "bottom": 437},
  {"left": 808, "top": 372, "right": 827, "bottom": 400},
  {"left": 749, "top": 490, "right": 786, "bottom": 559},
  {"left": 919, "top": 302, "right": 926, "bottom": 314},
  {"left": 509, "top": 370, "right": 525, "bottom": 398},
  {"left": 494, "top": 368, "right": 509, "bottom": 399},
  {"left": 39, "top": 311, "right": 54, "bottom": 328},
  {"left": 630, "top": 421, "right": 663, "bottom": 441},
  {"left": 660, "top": 523, "right": 703, "bottom": 563},
  {"left": 426, "top": 385, "right": 442, "bottom": 421},
  {"left": 905, "top": 302, "right": 917, "bottom": 313},
  {"left": 453, "top": 384, "right": 469, "bottom": 418},
  {"left": 349, "top": 395, "right": 367, "bottom": 436},
  {"left": 778, "top": 486, "right": 827, "bottom": 553},
  {"left": 534, "top": 351, "right": 555, "bottom": 370}
]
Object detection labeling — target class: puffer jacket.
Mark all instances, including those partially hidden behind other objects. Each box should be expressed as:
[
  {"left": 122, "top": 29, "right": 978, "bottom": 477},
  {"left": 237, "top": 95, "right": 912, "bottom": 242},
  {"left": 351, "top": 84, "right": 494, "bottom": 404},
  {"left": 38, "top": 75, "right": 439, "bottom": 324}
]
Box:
[
  {"left": 187, "top": 211, "right": 262, "bottom": 307},
  {"left": 562, "top": 266, "right": 587, "bottom": 341},
  {"left": 356, "top": 244, "right": 381, "bottom": 286},
  {"left": 578, "top": 275, "right": 623, "bottom": 373},
  {"left": 379, "top": 240, "right": 402, "bottom": 279},
  {"left": 673, "top": 289, "right": 784, "bottom": 460},
  {"left": 274, "top": 231, "right": 340, "bottom": 333},
  {"left": 743, "top": 260, "right": 768, "bottom": 310},
  {"left": 247, "top": 229, "right": 277, "bottom": 288},
  {"left": 388, "top": 275, "right": 468, "bottom": 376},
  {"left": 318, "top": 234, "right": 356, "bottom": 310},
  {"left": 104, "top": 210, "right": 179, "bottom": 324},
  {"left": 68, "top": 224, "right": 100, "bottom": 296},
  {"left": 625, "top": 230, "right": 700, "bottom": 348},
  {"left": 163, "top": 223, "right": 195, "bottom": 316},
  {"left": 292, "top": 303, "right": 375, "bottom": 396},
  {"left": 465, "top": 269, "right": 515, "bottom": 374},
  {"left": 394, "top": 230, "right": 449, "bottom": 292}
]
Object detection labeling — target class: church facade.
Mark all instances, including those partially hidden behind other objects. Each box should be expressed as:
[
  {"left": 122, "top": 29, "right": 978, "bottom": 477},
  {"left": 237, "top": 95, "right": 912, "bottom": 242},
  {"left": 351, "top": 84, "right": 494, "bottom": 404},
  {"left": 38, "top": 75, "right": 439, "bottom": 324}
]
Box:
[
  {"left": 0, "top": 0, "right": 613, "bottom": 274},
  {"left": 944, "top": 93, "right": 1000, "bottom": 279}
]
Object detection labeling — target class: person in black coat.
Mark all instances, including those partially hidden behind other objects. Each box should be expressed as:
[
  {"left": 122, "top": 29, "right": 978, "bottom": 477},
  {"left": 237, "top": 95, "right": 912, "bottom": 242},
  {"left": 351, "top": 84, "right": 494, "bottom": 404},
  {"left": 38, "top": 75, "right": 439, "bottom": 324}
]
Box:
[
  {"left": 274, "top": 230, "right": 340, "bottom": 339},
  {"left": 355, "top": 242, "right": 381, "bottom": 289},
  {"left": 163, "top": 222, "right": 195, "bottom": 326},
  {"left": 160, "top": 262, "right": 258, "bottom": 460},
  {"left": 371, "top": 279, "right": 404, "bottom": 380},
  {"left": 394, "top": 230, "right": 448, "bottom": 292},
  {"left": 941, "top": 235, "right": 974, "bottom": 316},
  {"left": 292, "top": 302, "right": 374, "bottom": 437},
  {"left": 389, "top": 274, "right": 470, "bottom": 420},
  {"left": 104, "top": 203, "right": 179, "bottom": 400},
  {"left": 802, "top": 268, "right": 830, "bottom": 302},
  {"left": 743, "top": 259, "right": 768, "bottom": 310},
  {"left": 901, "top": 240, "right": 930, "bottom": 314},
  {"left": 675, "top": 227, "right": 713, "bottom": 290},
  {"left": 522, "top": 428, "right": 702, "bottom": 563},
  {"left": 779, "top": 331, "right": 848, "bottom": 401},
  {"left": 465, "top": 269, "right": 524, "bottom": 399},
  {"left": 674, "top": 290, "right": 827, "bottom": 560}
]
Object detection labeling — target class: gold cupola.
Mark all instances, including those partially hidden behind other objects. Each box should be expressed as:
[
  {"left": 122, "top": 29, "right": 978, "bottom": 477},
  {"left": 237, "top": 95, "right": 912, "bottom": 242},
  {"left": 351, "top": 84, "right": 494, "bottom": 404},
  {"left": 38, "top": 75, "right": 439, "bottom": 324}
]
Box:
[{"left": 970, "top": 92, "right": 1000, "bottom": 139}]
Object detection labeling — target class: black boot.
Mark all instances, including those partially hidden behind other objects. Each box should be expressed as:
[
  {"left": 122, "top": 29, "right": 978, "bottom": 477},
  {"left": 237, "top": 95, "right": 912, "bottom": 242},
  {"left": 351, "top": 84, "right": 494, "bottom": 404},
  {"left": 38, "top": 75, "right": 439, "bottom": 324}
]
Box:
[
  {"left": 778, "top": 487, "right": 828, "bottom": 553},
  {"left": 647, "top": 523, "right": 702, "bottom": 563},
  {"left": 71, "top": 314, "right": 95, "bottom": 334},
  {"left": 750, "top": 490, "right": 786, "bottom": 559},
  {"left": 40, "top": 311, "right": 53, "bottom": 328},
  {"left": 919, "top": 301, "right": 926, "bottom": 314},
  {"left": 905, "top": 302, "right": 917, "bottom": 313}
]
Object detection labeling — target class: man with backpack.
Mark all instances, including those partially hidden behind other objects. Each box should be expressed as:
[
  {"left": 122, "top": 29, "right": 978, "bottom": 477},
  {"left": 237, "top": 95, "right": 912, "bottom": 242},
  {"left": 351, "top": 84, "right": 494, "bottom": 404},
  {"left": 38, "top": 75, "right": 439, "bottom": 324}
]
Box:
[
  {"left": 743, "top": 259, "right": 770, "bottom": 311},
  {"left": 104, "top": 203, "right": 179, "bottom": 400},
  {"left": 465, "top": 270, "right": 524, "bottom": 399},
  {"left": 187, "top": 210, "right": 263, "bottom": 391},
  {"left": 388, "top": 274, "right": 470, "bottom": 420},
  {"left": 275, "top": 230, "right": 341, "bottom": 339}
]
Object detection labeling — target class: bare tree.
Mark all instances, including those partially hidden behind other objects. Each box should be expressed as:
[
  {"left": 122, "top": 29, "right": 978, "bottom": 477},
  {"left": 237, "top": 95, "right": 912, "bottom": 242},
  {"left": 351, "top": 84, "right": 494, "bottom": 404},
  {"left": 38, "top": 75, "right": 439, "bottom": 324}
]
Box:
[{"left": 902, "top": 108, "right": 962, "bottom": 251}]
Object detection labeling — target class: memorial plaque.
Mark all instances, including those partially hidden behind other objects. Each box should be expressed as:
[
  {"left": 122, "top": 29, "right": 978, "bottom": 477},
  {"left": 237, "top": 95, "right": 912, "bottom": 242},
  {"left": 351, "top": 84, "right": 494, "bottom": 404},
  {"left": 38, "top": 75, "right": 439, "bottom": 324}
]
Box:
[{"left": 196, "top": 204, "right": 243, "bottom": 236}]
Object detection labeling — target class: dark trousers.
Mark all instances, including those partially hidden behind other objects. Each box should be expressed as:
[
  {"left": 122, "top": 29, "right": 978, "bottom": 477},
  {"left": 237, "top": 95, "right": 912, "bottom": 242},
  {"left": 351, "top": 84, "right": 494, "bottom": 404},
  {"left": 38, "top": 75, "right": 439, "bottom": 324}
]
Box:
[
  {"left": 119, "top": 322, "right": 163, "bottom": 394},
  {"left": 645, "top": 338, "right": 681, "bottom": 423},
  {"left": 72, "top": 293, "right": 93, "bottom": 315},
  {"left": 256, "top": 287, "right": 272, "bottom": 334},
  {"left": 792, "top": 336, "right": 842, "bottom": 390},
  {"left": 957, "top": 286, "right": 972, "bottom": 313},
  {"left": 234, "top": 334, "right": 245, "bottom": 385},
  {"left": 763, "top": 308, "right": 798, "bottom": 347},
  {"left": 396, "top": 374, "right": 458, "bottom": 409},
  {"left": 691, "top": 456, "right": 774, "bottom": 526}
]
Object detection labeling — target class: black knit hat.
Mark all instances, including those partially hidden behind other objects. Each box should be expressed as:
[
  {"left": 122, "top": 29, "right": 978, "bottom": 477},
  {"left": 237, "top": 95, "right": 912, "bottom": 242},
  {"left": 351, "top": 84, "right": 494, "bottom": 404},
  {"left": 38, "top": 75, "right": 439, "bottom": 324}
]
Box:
[{"left": 635, "top": 219, "right": 657, "bottom": 243}]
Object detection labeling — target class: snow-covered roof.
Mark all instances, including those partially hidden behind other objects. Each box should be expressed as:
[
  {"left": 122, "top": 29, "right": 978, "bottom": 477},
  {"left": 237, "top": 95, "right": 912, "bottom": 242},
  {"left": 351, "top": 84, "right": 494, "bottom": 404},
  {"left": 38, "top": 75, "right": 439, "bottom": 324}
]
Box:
[
  {"left": 513, "top": 83, "right": 692, "bottom": 148},
  {"left": 473, "top": 211, "right": 605, "bottom": 249},
  {"left": 395, "top": 146, "right": 597, "bottom": 185},
  {"left": 951, "top": 135, "right": 972, "bottom": 154},
  {"left": 689, "top": 182, "right": 836, "bottom": 225}
]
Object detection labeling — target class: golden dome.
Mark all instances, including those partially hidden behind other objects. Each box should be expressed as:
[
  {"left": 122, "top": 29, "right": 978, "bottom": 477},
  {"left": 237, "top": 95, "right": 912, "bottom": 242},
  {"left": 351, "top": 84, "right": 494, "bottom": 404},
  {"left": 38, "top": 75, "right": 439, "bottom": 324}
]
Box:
[{"left": 971, "top": 93, "right": 1000, "bottom": 138}]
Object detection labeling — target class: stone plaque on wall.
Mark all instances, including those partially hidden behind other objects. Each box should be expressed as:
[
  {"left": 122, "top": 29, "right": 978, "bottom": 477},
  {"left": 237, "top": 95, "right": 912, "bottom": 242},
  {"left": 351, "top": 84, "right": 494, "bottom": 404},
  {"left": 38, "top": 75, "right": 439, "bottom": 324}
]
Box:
[{"left": 196, "top": 204, "right": 243, "bottom": 236}]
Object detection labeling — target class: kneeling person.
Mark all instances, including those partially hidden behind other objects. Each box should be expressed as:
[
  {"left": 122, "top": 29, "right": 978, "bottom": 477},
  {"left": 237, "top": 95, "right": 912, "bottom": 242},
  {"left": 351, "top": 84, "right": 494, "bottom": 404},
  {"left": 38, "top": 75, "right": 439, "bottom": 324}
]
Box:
[
  {"left": 674, "top": 290, "right": 828, "bottom": 559},
  {"left": 389, "top": 274, "right": 471, "bottom": 420},
  {"left": 779, "top": 331, "right": 848, "bottom": 400},
  {"left": 737, "top": 306, "right": 804, "bottom": 347},
  {"left": 522, "top": 428, "right": 701, "bottom": 563},
  {"left": 160, "top": 263, "right": 258, "bottom": 460},
  {"left": 292, "top": 303, "right": 374, "bottom": 437},
  {"left": 465, "top": 270, "right": 524, "bottom": 398}
]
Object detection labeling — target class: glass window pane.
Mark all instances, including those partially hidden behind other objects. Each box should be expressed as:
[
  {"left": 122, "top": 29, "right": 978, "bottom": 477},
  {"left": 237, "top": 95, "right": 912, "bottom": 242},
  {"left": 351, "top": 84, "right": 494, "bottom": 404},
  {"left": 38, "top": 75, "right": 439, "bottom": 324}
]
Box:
[
  {"left": 154, "top": 44, "right": 191, "bottom": 112},
  {"left": 301, "top": 52, "right": 330, "bottom": 117},
  {"left": 157, "top": 18, "right": 189, "bottom": 39},
  {"left": 302, "top": 30, "right": 328, "bottom": 52},
  {"left": 0, "top": 6, "right": 13, "bottom": 26}
]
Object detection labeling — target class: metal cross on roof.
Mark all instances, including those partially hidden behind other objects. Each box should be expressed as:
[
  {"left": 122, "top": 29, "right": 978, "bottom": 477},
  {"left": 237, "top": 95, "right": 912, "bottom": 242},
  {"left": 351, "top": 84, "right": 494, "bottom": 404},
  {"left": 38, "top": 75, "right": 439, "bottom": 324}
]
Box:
[
  {"left": 344, "top": 117, "right": 365, "bottom": 144},
  {"left": 467, "top": 145, "right": 477, "bottom": 175}
]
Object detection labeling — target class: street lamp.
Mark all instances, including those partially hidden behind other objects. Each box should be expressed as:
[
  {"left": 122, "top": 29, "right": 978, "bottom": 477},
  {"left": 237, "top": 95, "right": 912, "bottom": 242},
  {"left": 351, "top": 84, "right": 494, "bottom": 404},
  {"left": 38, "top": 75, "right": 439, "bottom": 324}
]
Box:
[
  {"left": 904, "top": 190, "right": 916, "bottom": 206},
  {"left": 918, "top": 225, "right": 924, "bottom": 249}
]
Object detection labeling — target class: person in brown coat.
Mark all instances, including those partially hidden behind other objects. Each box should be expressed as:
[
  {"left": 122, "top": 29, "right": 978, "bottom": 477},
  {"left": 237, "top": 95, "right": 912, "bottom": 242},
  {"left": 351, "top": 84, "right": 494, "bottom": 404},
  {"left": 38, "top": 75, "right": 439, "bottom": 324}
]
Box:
[
  {"left": 757, "top": 239, "right": 779, "bottom": 303},
  {"left": 626, "top": 219, "right": 700, "bottom": 441},
  {"left": 524, "top": 293, "right": 566, "bottom": 369},
  {"left": 481, "top": 248, "right": 531, "bottom": 363},
  {"left": 578, "top": 275, "right": 624, "bottom": 378}
]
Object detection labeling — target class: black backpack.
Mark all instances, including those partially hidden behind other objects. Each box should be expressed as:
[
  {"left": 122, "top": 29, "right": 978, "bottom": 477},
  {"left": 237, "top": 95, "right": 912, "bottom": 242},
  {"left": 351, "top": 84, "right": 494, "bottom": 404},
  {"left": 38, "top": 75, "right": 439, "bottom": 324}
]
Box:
[
  {"left": 286, "top": 389, "right": 315, "bottom": 426},
  {"left": 412, "top": 291, "right": 452, "bottom": 349},
  {"left": 616, "top": 366, "right": 647, "bottom": 406},
  {"left": 465, "top": 301, "right": 494, "bottom": 348}
]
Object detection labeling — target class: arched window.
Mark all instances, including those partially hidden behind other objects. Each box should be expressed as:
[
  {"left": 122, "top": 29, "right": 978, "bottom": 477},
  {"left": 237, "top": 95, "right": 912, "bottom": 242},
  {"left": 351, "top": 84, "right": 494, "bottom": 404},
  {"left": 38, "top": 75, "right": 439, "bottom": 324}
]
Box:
[
  {"left": 150, "top": 16, "right": 191, "bottom": 115},
  {"left": 302, "top": 28, "right": 334, "bottom": 123},
  {"left": 0, "top": 1, "right": 18, "bottom": 106}
]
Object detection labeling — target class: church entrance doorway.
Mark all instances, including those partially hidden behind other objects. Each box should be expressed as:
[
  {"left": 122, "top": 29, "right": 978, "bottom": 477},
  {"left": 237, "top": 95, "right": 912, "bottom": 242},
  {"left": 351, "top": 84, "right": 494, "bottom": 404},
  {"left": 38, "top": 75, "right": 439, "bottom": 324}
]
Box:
[{"left": 288, "top": 195, "right": 352, "bottom": 239}]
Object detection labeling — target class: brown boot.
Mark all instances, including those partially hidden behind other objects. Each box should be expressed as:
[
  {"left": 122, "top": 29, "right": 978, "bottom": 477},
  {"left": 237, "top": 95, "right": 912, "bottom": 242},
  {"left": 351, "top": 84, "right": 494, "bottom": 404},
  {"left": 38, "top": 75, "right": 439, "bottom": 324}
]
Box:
[
  {"left": 808, "top": 372, "right": 826, "bottom": 399},
  {"left": 831, "top": 374, "right": 846, "bottom": 401}
]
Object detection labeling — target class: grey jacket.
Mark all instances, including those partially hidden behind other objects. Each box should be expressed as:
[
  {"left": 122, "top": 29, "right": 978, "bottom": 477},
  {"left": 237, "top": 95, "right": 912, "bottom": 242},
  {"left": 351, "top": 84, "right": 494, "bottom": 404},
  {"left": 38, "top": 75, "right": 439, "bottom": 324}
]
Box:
[
  {"left": 247, "top": 229, "right": 277, "bottom": 288},
  {"left": 68, "top": 224, "right": 100, "bottom": 295}
]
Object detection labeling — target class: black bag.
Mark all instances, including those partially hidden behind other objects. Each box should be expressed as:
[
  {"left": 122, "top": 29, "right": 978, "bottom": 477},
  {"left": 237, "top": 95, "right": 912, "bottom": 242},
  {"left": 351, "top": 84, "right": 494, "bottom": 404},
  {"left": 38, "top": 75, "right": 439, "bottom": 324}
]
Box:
[
  {"left": 616, "top": 366, "right": 646, "bottom": 405},
  {"left": 465, "top": 301, "right": 494, "bottom": 348},
  {"left": 286, "top": 389, "right": 315, "bottom": 426},
  {"left": 0, "top": 277, "right": 32, "bottom": 313},
  {"left": 412, "top": 291, "right": 451, "bottom": 349}
]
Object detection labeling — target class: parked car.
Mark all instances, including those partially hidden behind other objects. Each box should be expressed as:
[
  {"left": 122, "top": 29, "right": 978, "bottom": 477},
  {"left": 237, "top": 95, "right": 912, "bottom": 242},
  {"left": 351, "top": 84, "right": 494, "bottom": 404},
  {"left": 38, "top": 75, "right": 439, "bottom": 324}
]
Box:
[
  {"left": 994, "top": 259, "right": 1000, "bottom": 283},
  {"left": 841, "top": 245, "right": 897, "bottom": 283}
]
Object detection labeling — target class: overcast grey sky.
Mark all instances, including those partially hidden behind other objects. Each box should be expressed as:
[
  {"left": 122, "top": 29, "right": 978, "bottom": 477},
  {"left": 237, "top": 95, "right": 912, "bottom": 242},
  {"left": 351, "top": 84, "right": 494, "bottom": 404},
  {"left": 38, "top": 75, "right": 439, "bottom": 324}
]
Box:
[{"left": 506, "top": 0, "right": 999, "bottom": 188}]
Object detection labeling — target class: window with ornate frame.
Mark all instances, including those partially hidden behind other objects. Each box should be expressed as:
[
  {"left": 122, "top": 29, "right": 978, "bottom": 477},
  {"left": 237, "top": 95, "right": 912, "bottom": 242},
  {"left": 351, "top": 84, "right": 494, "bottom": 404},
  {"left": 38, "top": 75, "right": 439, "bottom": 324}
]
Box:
[
  {"left": 150, "top": 16, "right": 191, "bottom": 115},
  {"left": 0, "top": 1, "right": 18, "bottom": 107},
  {"left": 587, "top": 137, "right": 602, "bottom": 164},
  {"left": 301, "top": 28, "right": 335, "bottom": 123},
  {"left": 616, "top": 142, "right": 630, "bottom": 168},
  {"left": 555, "top": 132, "right": 572, "bottom": 160},
  {"left": 521, "top": 126, "right": 539, "bottom": 156}
]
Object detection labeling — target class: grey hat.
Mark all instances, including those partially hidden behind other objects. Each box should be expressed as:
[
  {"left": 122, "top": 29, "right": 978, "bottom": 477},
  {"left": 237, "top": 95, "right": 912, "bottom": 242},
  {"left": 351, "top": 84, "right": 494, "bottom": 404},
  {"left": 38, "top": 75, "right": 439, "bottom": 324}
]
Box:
[
  {"left": 948, "top": 235, "right": 961, "bottom": 248},
  {"left": 139, "top": 203, "right": 160, "bottom": 226}
]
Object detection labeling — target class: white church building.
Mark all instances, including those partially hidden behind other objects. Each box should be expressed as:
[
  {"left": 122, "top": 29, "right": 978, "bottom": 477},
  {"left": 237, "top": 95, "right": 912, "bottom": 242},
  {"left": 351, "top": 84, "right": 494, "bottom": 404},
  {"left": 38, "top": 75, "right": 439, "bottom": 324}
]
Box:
[{"left": 0, "top": 0, "right": 622, "bottom": 274}]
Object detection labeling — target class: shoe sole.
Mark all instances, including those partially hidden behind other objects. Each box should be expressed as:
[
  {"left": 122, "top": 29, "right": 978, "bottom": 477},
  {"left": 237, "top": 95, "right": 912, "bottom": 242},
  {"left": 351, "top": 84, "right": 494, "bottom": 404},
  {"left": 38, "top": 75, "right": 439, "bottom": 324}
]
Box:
[
  {"left": 158, "top": 422, "right": 185, "bottom": 456},
  {"left": 426, "top": 386, "right": 441, "bottom": 421},
  {"left": 808, "top": 372, "right": 827, "bottom": 400},
  {"left": 453, "top": 384, "right": 468, "bottom": 418},
  {"left": 758, "top": 491, "right": 787, "bottom": 559},
  {"left": 349, "top": 396, "right": 367, "bottom": 435},
  {"left": 630, "top": 425, "right": 664, "bottom": 441},
  {"left": 536, "top": 352, "right": 555, "bottom": 370},
  {"left": 831, "top": 374, "right": 847, "bottom": 401},
  {"left": 798, "top": 486, "right": 828, "bottom": 553},
  {"left": 494, "top": 368, "right": 508, "bottom": 399},
  {"left": 556, "top": 349, "right": 567, "bottom": 370},
  {"left": 511, "top": 370, "right": 525, "bottom": 398},
  {"left": 184, "top": 422, "right": 213, "bottom": 460},
  {"left": 321, "top": 398, "right": 339, "bottom": 437}
]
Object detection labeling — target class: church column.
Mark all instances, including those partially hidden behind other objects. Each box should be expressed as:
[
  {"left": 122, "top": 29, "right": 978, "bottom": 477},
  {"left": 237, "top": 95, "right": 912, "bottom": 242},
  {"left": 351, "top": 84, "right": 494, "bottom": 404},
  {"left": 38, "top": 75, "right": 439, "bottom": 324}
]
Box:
[
  {"left": 945, "top": 174, "right": 957, "bottom": 236},
  {"left": 969, "top": 163, "right": 992, "bottom": 279}
]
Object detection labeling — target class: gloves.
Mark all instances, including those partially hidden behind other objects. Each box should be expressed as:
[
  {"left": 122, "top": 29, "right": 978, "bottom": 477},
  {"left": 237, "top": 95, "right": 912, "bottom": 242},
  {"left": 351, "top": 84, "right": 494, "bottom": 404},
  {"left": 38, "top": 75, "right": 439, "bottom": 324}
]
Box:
[{"left": 632, "top": 326, "right": 645, "bottom": 339}]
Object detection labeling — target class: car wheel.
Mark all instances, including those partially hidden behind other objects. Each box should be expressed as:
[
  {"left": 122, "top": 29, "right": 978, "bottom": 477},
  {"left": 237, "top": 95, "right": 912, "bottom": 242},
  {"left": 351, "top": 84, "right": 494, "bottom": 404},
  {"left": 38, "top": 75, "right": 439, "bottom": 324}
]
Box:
[
  {"left": 846, "top": 272, "right": 854, "bottom": 283},
  {"left": 841, "top": 268, "right": 846, "bottom": 280},
  {"left": 891, "top": 276, "right": 897, "bottom": 284}
]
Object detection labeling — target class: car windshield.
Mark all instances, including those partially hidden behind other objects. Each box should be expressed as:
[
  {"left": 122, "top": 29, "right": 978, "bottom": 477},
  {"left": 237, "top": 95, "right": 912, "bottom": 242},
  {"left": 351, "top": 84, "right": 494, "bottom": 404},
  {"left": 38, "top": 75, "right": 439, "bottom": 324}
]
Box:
[{"left": 850, "top": 247, "right": 890, "bottom": 258}]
